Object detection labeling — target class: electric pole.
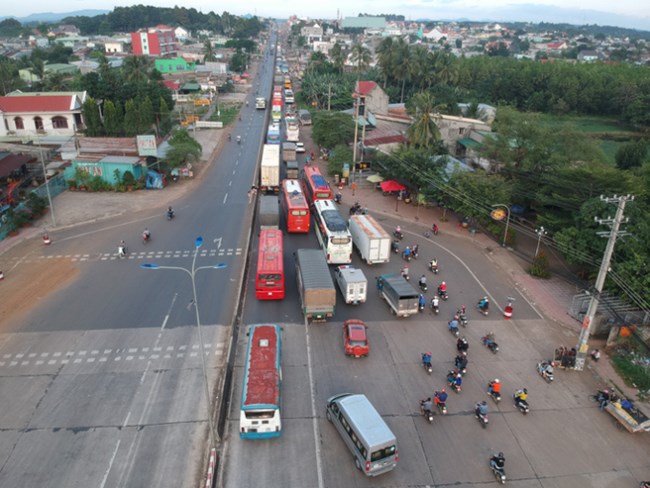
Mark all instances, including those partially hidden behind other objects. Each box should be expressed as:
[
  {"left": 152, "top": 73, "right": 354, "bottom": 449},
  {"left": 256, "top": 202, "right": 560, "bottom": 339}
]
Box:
[{"left": 574, "top": 194, "right": 633, "bottom": 371}]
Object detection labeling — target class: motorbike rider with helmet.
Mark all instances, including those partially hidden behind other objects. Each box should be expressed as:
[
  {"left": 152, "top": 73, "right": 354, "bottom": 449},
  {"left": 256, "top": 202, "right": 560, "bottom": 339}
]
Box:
[
  {"left": 455, "top": 352, "right": 468, "bottom": 371},
  {"left": 489, "top": 379, "right": 501, "bottom": 396},
  {"left": 476, "top": 400, "right": 488, "bottom": 417},
  {"left": 491, "top": 452, "right": 506, "bottom": 470},
  {"left": 514, "top": 388, "right": 528, "bottom": 406},
  {"left": 434, "top": 389, "right": 448, "bottom": 406},
  {"left": 421, "top": 352, "right": 432, "bottom": 369}
]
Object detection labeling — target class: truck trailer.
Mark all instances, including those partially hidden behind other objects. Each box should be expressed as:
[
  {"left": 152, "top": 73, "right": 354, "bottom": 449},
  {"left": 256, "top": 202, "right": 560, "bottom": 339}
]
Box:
[
  {"left": 295, "top": 249, "right": 336, "bottom": 322},
  {"left": 258, "top": 195, "right": 280, "bottom": 230},
  {"left": 348, "top": 214, "right": 391, "bottom": 265},
  {"left": 376, "top": 274, "right": 419, "bottom": 317},
  {"left": 260, "top": 144, "right": 280, "bottom": 194}
]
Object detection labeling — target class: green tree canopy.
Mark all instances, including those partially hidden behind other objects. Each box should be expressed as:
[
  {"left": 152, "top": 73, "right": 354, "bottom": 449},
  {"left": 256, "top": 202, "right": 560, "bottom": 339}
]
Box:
[{"left": 312, "top": 112, "right": 355, "bottom": 149}]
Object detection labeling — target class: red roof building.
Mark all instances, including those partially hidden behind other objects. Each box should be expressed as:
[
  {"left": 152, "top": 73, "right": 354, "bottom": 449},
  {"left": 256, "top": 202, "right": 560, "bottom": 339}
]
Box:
[
  {"left": 354, "top": 80, "right": 389, "bottom": 115},
  {"left": 0, "top": 91, "right": 86, "bottom": 138},
  {"left": 131, "top": 27, "right": 177, "bottom": 57}
]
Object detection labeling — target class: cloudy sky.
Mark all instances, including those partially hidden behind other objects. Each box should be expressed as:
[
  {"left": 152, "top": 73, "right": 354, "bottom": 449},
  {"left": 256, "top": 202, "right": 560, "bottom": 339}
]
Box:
[{"left": 5, "top": 0, "right": 650, "bottom": 30}]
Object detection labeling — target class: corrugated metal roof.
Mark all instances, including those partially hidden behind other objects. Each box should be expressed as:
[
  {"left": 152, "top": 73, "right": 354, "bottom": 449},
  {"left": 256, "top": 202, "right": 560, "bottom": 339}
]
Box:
[{"left": 296, "top": 249, "right": 335, "bottom": 290}]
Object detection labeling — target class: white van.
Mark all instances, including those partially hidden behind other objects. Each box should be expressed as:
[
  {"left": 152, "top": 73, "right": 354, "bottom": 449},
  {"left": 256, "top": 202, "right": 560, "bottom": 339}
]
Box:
[
  {"left": 335, "top": 266, "right": 367, "bottom": 304},
  {"left": 326, "top": 393, "right": 398, "bottom": 476}
]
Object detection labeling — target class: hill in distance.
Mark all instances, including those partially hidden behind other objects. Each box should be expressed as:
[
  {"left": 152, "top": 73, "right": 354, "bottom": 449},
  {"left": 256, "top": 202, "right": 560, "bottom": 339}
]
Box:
[{"left": 0, "top": 10, "right": 109, "bottom": 24}]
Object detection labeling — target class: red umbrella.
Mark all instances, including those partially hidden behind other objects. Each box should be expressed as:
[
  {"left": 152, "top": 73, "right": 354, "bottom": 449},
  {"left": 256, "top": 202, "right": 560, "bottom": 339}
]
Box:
[{"left": 380, "top": 180, "right": 407, "bottom": 192}]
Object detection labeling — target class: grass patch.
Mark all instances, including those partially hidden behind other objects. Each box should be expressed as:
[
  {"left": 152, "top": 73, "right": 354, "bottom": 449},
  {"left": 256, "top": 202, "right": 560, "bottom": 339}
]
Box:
[
  {"left": 539, "top": 114, "right": 639, "bottom": 134},
  {"left": 209, "top": 105, "right": 240, "bottom": 126},
  {"left": 599, "top": 139, "right": 624, "bottom": 165},
  {"left": 612, "top": 355, "right": 650, "bottom": 394}
]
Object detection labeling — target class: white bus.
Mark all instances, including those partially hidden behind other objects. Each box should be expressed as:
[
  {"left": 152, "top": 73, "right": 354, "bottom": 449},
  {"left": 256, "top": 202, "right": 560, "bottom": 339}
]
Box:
[
  {"left": 313, "top": 199, "right": 352, "bottom": 264},
  {"left": 326, "top": 393, "right": 398, "bottom": 476},
  {"left": 285, "top": 116, "right": 300, "bottom": 142},
  {"left": 284, "top": 88, "right": 294, "bottom": 104}
]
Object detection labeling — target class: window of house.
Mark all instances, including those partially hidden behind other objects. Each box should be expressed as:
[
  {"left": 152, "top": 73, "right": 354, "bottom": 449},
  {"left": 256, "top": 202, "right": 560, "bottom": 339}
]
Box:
[
  {"left": 34, "top": 117, "right": 44, "bottom": 130},
  {"left": 14, "top": 117, "right": 24, "bottom": 130},
  {"left": 52, "top": 116, "right": 68, "bottom": 129}
]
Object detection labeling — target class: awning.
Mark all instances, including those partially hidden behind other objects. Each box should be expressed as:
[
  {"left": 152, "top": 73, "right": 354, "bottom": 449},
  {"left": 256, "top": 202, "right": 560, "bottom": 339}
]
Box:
[
  {"left": 366, "top": 174, "right": 384, "bottom": 183},
  {"left": 380, "top": 180, "right": 406, "bottom": 192}
]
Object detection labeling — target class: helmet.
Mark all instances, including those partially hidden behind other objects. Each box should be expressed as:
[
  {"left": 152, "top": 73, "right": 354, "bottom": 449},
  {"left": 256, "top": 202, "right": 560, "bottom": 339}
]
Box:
[
  {"left": 494, "top": 379, "right": 500, "bottom": 383},
  {"left": 442, "top": 281, "right": 446, "bottom": 285},
  {"left": 457, "top": 374, "right": 462, "bottom": 378},
  {"left": 441, "top": 388, "right": 446, "bottom": 393},
  {"left": 498, "top": 452, "right": 504, "bottom": 458},
  {"left": 462, "top": 351, "right": 467, "bottom": 356},
  {"left": 481, "top": 400, "right": 487, "bottom": 406},
  {"left": 484, "top": 296, "right": 489, "bottom": 300},
  {"left": 523, "top": 388, "right": 528, "bottom": 394},
  {"left": 434, "top": 295, "right": 439, "bottom": 299},
  {"left": 427, "top": 352, "right": 432, "bottom": 356}
]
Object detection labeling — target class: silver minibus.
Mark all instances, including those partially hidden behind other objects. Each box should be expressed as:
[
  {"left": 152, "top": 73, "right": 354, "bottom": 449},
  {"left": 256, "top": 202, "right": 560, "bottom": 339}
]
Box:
[{"left": 325, "top": 393, "right": 398, "bottom": 476}]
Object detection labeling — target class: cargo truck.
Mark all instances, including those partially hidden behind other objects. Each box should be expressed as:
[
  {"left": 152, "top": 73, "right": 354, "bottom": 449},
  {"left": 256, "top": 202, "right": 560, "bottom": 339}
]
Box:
[
  {"left": 295, "top": 249, "right": 336, "bottom": 322},
  {"left": 335, "top": 265, "right": 368, "bottom": 304},
  {"left": 255, "top": 97, "right": 266, "bottom": 109},
  {"left": 376, "top": 274, "right": 419, "bottom": 317},
  {"left": 286, "top": 160, "right": 299, "bottom": 179},
  {"left": 258, "top": 195, "right": 280, "bottom": 230},
  {"left": 260, "top": 144, "right": 281, "bottom": 194},
  {"left": 282, "top": 142, "right": 297, "bottom": 162},
  {"left": 348, "top": 214, "right": 391, "bottom": 265}
]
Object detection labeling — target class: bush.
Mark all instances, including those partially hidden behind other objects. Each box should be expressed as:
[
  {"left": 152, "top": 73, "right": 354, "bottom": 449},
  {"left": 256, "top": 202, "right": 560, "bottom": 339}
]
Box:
[
  {"left": 26, "top": 193, "right": 47, "bottom": 214},
  {"left": 529, "top": 251, "right": 550, "bottom": 278},
  {"left": 612, "top": 355, "right": 650, "bottom": 393},
  {"left": 122, "top": 170, "right": 136, "bottom": 186}
]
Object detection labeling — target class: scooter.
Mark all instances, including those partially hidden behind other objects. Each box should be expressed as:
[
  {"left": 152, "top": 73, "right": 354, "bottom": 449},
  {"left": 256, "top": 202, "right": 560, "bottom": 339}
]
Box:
[
  {"left": 422, "top": 360, "right": 433, "bottom": 375},
  {"left": 458, "top": 313, "right": 468, "bottom": 327},
  {"left": 401, "top": 270, "right": 410, "bottom": 281},
  {"left": 439, "top": 289, "right": 448, "bottom": 301},
  {"left": 118, "top": 244, "right": 127, "bottom": 258},
  {"left": 490, "top": 458, "right": 506, "bottom": 484},
  {"left": 537, "top": 361, "right": 554, "bottom": 383},
  {"left": 429, "top": 263, "right": 439, "bottom": 274},
  {"left": 447, "top": 371, "right": 462, "bottom": 393},
  {"left": 419, "top": 281, "right": 428, "bottom": 293},
  {"left": 142, "top": 232, "right": 151, "bottom": 244},
  {"left": 391, "top": 241, "right": 400, "bottom": 254},
  {"left": 402, "top": 250, "right": 412, "bottom": 262},
  {"left": 456, "top": 337, "right": 469, "bottom": 353},
  {"left": 482, "top": 335, "right": 499, "bottom": 354},
  {"left": 436, "top": 400, "right": 447, "bottom": 415},
  {"left": 431, "top": 302, "right": 440, "bottom": 315},
  {"left": 477, "top": 301, "right": 489, "bottom": 316},
  {"left": 514, "top": 395, "right": 530, "bottom": 415},
  {"left": 488, "top": 385, "right": 501, "bottom": 403},
  {"left": 448, "top": 320, "right": 460, "bottom": 338},
  {"left": 475, "top": 406, "right": 488, "bottom": 428},
  {"left": 393, "top": 230, "right": 404, "bottom": 240},
  {"left": 420, "top": 402, "right": 434, "bottom": 424}
]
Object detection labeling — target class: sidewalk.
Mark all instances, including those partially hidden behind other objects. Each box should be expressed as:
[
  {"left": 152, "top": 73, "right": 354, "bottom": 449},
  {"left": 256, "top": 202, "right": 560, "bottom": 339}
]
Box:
[{"left": 310, "top": 159, "right": 644, "bottom": 403}]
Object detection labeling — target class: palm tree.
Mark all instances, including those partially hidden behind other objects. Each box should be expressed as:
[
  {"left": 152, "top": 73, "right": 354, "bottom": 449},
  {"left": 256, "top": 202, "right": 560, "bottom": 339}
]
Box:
[
  {"left": 376, "top": 37, "right": 396, "bottom": 88},
  {"left": 350, "top": 43, "right": 371, "bottom": 76},
  {"left": 122, "top": 55, "right": 152, "bottom": 83},
  {"left": 433, "top": 52, "right": 459, "bottom": 86},
  {"left": 203, "top": 39, "right": 215, "bottom": 63},
  {"left": 406, "top": 91, "right": 443, "bottom": 148},
  {"left": 330, "top": 42, "right": 346, "bottom": 74},
  {"left": 393, "top": 38, "right": 413, "bottom": 103}
]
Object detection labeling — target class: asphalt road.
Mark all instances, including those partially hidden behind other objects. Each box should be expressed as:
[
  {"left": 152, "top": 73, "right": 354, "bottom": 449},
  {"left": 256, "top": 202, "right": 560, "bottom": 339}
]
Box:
[{"left": 0, "top": 38, "right": 277, "bottom": 488}]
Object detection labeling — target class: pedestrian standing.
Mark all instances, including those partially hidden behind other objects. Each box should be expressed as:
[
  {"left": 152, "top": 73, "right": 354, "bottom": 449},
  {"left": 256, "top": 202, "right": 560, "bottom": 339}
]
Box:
[{"left": 351, "top": 181, "right": 357, "bottom": 196}]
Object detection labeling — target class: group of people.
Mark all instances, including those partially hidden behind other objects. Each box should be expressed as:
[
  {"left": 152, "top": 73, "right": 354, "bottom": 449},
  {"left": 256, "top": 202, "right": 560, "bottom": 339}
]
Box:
[{"left": 554, "top": 346, "right": 577, "bottom": 368}]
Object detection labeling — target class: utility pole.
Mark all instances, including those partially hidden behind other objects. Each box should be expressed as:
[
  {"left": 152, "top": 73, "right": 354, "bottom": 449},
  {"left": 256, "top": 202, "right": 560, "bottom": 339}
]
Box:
[
  {"left": 574, "top": 194, "right": 633, "bottom": 371},
  {"left": 351, "top": 88, "right": 360, "bottom": 185},
  {"left": 327, "top": 83, "right": 331, "bottom": 111}
]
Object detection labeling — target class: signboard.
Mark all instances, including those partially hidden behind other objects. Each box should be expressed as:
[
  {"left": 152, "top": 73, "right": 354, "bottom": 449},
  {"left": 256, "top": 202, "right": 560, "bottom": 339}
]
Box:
[
  {"left": 137, "top": 135, "right": 158, "bottom": 157},
  {"left": 195, "top": 121, "right": 224, "bottom": 129},
  {"left": 354, "top": 161, "right": 370, "bottom": 171},
  {"left": 490, "top": 208, "right": 507, "bottom": 221}
]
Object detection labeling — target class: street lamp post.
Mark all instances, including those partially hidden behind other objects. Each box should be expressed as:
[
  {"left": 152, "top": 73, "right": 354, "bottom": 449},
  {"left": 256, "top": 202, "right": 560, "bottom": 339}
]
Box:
[
  {"left": 491, "top": 204, "right": 511, "bottom": 247},
  {"left": 141, "top": 236, "right": 226, "bottom": 448},
  {"left": 535, "top": 226, "right": 547, "bottom": 257}
]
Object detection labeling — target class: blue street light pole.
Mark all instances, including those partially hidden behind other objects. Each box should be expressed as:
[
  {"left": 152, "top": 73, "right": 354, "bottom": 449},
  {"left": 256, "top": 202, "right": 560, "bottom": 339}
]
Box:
[{"left": 141, "top": 236, "right": 226, "bottom": 448}]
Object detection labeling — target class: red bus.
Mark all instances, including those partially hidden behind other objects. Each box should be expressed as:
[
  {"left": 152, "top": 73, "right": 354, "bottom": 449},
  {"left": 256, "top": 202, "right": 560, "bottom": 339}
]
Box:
[
  {"left": 281, "top": 179, "right": 310, "bottom": 233},
  {"left": 255, "top": 229, "right": 285, "bottom": 300},
  {"left": 302, "top": 166, "right": 333, "bottom": 205}
]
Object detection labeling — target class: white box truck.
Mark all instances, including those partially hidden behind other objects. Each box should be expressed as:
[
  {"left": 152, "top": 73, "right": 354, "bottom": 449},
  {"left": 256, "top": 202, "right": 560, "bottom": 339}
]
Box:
[
  {"left": 260, "top": 144, "right": 280, "bottom": 194},
  {"left": 335, "top": 265, "right": 367, "bottom": 304},
  {"left": 348, "top": 214, "right": 391, "bottom": 265}
]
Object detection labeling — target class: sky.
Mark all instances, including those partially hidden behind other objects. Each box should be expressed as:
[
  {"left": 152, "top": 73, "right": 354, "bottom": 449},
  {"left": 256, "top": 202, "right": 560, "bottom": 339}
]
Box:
[{"left": 4, "top": 0, "right": 650, "bottom": 31}]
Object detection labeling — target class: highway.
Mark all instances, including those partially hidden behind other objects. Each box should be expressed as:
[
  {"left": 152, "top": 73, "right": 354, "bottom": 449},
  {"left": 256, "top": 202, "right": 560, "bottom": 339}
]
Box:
[{"left": 0, "top": 40, "right": 276, "bottom": 488}]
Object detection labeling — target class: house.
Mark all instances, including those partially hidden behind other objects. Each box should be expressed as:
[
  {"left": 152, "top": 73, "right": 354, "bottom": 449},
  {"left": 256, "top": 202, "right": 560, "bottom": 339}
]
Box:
[
  {"left": 422, "top": 28, "right": 446, "bottom": 42},
  {"left": 64, "top": 155, "right": 146, "bottom": 187},
  {"left": 547, "top": 41, "right": 568, "bottom": 51},
  {"left": 174, "top": 26, "right": 190, "bottom": 41},
  {"left": 105, "top": 41, "right": 125, "bottom": 54},
  {"left": 0, "top": 91, "right": 87, "bottom": 138},
  {"left": 355, "top": 81, "right": 389, "bottom": 116},
  {"left": 577, "top": 50, "right": 602, "bottom": 62},
  {"left": 300, "top": 24, "right": 323, "bottom": 43},
  {"left": 49, "top": 24, "right": 80, "bottom": 37},
  {"left": 435, "top": 114, "right": 492, "bottom": 156},
  {"left": 131, "top": 26, "right": 177, "bottom": 57},
  {"left": 154, "top": 57, "right": 195, "bottom": 74}
]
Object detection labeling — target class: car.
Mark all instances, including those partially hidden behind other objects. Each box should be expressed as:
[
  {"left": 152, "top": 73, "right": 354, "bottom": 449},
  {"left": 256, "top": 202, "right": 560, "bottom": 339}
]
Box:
[
  {"left": 343, "top": 319, "right": 369, "bottom": 358},
  {"left": 296, "top": 142, "right": 305, "bottom": 153}
]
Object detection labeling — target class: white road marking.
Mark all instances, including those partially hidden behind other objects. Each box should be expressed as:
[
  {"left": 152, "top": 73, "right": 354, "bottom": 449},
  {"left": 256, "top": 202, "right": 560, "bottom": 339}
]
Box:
[
  {"left": 99, "top": 439, "right": 121, "bottom": 488},
  {"left": 223, "top": 193, "right": 228, "bottom": 204},
  {"left": 304, "top": 318, "right": 324, "bottom": 488}
]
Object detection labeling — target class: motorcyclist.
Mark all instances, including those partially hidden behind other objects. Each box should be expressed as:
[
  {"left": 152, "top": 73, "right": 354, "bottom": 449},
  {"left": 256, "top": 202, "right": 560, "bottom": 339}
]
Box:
[
  {"left": 403, "top": 246, "right": 412, "bottom": 260},
  {"left": 479, "top": 296, "right": 489, "bottom": 312},
  {"left": 455, "top": 352, "right": 468, "bottom": 370},
  {"left": 540, "top": 361, "right": 554, "bottom": 378},
  {"left": 438, "top": 281, "right": 447, "bottom": 296},
  {"left": 489, "top": 379, "right": 501, "bottom": 396},
  {"left": 514, "top": 388, "right": 528, "bottom": 405},
  {"left": 418, "top": 275, "right": 427, "bottom": 288},
  {"left": 476, "top": 400, "right": 488, "bottom": 417},
  {"left": 395, "top": 225, "right": 402, "bottom": 236},
  {"left": 448, "top": 318, "right": 459, "bottom": 332},
  {"left": 421, "top": 352, "right": 432, "bottom": 368},
  {"left": 457, "top": 336, "right": 469, "bottom": 352},
  {"left": 391, "top": 240, "right": 400, "bottom": 253},
  {"left": 458, "top": 305, "right": 467, "bottom": 315},
  {"left": 412, "top": 244, "right": 419, "bottom": 257},
  {"left": 167, "top": 206, "right": 174, "bottom": 219},
  {"left": 429, "top": 258, "right": 438, "bottom": 271},
  {"left": 142, "top": 227, "right": 151, "bottom": 241},
  {"left": 434, "top": 389, "right": 448, "bottom": 406},
  {"left": 490, "top": 452, "right": 506, "bottom": 471},
  {"left": 420, "top": 397, "right": 433, "bottom": 416},
  {"left": 401, "top": 266, "right": 409, "bottom": 279},
  {"left": 419, "top": 294, "right": 426, "bottom": 309},
  {"left": 431, "top": 295, "right": 439, "bottom": 308},
  {"left": 483, "top": 331, "right": 496, "bottom": 346},
  {"left": 453, "top": 373, "right": 462, "bottom": 388},
  {"left": 432, "top": 223, "right": 439, "bottom": 234}
]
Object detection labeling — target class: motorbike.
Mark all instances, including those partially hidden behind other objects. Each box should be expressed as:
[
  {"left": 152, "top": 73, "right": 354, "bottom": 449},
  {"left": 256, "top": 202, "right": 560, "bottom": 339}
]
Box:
[
  {"left": 402, "top": 250, "right": 412, "bottom": 262},
  {"left": 475, "top": 406, "right": 489, "bottom": 428},
  {"left": 456, "top": 337, "right": 469, "bottom": 353},
  {"left": 477, "top": 301, "right": 489, "bottom": 316},
  {"left": 167, "top": 210, "right": 175, "bottom": 221},
  {"left": 482, "top": 335, "right": 499, "bottom": 354},
  {"left": 432, "top": 225, "right": 439, "bottom": 236},
  {"left": 436, "top": 401, "right": 447, "bottom": 415},
  {"left": 391, "top": 241, "right": 400, "bottom": 254},
  {"left": 401, "top": 270, "right": 410, "bottom": 281},
  {"left": 142, "top": 232, "right": 151, "bottom": 244},
  {"left": 454, "top": 358, "right": 467, "bottom": 376},
  {"left": 490, "top": 458, "right": 506, "bottom": 484},
  {"left": 419, "top": 281, "right": 428, "bottom": 293},
  {"left": 458, "top": 313, "right": 468, "bottom": 327},
  {"left": 419, "top": 299, "right": 426, "bottom": 313},
  {"left": 447, "top": 371, "right": 462, "bottom": 393},
  {"left": 117, "top": 244, "right": 127, "bottom": 258},
  {"left": 422, "top": 360, "right": 433, "bottom": 375},
  {"left": 393, "top": 230, "right": 404, "bottom": 240},
  {"left": 349, "top": 203, "right": 361, "bottom": 215},
  {"left": 236, "top": 135, "right": 241, "bottom": 144},
  {"left": 537, "top": 361, "right": 554, "bottom": 383},
  {"left": 411, "top": 247, "right": 419, "bottom": 260},
  {"left": 439, "top": 289, "right": 448, "bottom": 301},
  {"left": 448, "top": 320, "right": 460, "bottom": 338},
  {"left": 514, "top": 395, "right": 530, "bottom": 415},
  {"left": 431, "top": 302, "right": 440, "bottom": 315},
  {"left": 488, "top": 385, "right": 501, "bottom": 403},
  {"left": 420, "top": 402, "right": 434, "bottom": 424},
  {"left": 429, "top": 262, "right": 439, "bottom": 274}
]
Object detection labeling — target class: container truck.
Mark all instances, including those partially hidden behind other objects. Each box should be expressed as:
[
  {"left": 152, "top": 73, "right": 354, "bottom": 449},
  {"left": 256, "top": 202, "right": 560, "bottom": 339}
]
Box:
[
  {"left": 295, "top": 249, "right": 336, "bottom": 322},
  {"left": 260, "top": 144, "right": 280, "bottom": 194},
  {"left": 258, "top": 195, "right": 280, "bottom": 230},
  {"left": 348, "top": 214, "right": 391, "bottom": 265},
  {"left": 376, "top": 274, "right": 419, "bottom": 317}
]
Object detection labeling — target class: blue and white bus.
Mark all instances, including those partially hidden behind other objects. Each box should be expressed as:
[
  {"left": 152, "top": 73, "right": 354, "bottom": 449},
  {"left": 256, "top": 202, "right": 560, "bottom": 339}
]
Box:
[
  {"left": 267, "top": 123, "right": 281, "bottom": 144},
  {"left": 240, "top": 324, "right": 282, "bottom": 439}
]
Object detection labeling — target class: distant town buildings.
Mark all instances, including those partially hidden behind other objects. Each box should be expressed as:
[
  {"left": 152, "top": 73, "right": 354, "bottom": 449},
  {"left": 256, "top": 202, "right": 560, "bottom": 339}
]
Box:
[{"left": 131, "top": 25, "right": 177, "bottom": 57}]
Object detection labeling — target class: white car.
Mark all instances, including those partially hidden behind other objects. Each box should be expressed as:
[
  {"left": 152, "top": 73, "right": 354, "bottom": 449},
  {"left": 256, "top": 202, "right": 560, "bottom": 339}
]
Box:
[{"left": 296, "top": 142, "right": 305, "bottom": 153}]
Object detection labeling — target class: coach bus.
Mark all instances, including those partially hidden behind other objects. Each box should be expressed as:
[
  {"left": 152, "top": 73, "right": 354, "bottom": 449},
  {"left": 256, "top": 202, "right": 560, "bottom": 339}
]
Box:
[
  {"left": 240, "top": 324, "right": 282, "bottom": 439},
  {"left": 255, "top": 229, "right": 285, "bottom": 300},
  {"left": 267, "top": 123, "right": 281, "bottom": 144},
  {"left": 281, "top": 179, "right": 310, "bottom": 233},
  {"left": 313, "top": 199, "right": 353, "bottom": 264},
  {"left": 302, "top": 166, "right": 333, "bottom": 205}
]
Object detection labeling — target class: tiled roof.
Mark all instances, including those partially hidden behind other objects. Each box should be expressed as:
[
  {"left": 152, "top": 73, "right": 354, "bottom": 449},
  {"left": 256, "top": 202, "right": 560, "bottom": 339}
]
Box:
[
  {"left": 356, "top": 81, "right": 378, "bottom": 96},
  {"left": 0, "top": 95, "right": 77, "bottom": 113}
]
